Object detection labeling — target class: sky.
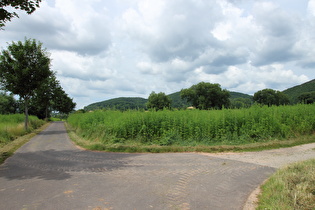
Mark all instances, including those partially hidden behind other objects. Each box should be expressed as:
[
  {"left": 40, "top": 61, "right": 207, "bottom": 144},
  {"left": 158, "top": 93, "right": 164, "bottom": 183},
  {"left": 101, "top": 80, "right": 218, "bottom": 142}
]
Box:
[{"left": 1, "top": 0, "right": 315, "bottom": 109}]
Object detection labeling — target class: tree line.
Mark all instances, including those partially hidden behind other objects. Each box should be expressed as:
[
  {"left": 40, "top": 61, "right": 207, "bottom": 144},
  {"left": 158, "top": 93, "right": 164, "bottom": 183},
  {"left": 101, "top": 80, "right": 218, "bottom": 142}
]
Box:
[
  {"left": 0, "top": 38, "right": 76, "bottom": 129},
  {"left": 146, "top": 82, "right": 313, "bottom": 111}
]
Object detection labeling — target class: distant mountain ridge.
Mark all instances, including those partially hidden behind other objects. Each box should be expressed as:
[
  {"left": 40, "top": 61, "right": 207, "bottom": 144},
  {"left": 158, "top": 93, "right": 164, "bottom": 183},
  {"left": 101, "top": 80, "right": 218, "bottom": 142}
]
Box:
[{"left": 84, "top": 79, "right": 315, "bottom": 110}]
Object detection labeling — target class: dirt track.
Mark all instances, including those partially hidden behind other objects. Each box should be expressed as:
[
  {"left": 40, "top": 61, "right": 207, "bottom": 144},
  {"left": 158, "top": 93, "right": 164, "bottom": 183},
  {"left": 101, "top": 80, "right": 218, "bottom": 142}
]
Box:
[{"left": 0, "top": 122, "right": 314, "bottom": 209}]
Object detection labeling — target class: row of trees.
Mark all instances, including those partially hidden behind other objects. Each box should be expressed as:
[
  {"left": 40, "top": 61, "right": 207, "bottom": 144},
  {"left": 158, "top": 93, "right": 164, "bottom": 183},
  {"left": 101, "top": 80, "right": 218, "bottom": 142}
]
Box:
[
  {"left": 0, "top": 38, "right": 76, "bottom": 129},
  {"left": 146, "top": 82, "right": 297, "bottom": 111}
]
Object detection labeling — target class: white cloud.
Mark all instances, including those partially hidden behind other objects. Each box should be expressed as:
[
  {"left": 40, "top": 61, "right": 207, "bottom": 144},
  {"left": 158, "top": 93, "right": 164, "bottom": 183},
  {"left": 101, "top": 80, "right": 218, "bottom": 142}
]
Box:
[
  {"left": 308, "top": 0, "right": 315, "bottom": 16},
  {"left": 0, "top": 0, "right": 313, "bottom": 109}
]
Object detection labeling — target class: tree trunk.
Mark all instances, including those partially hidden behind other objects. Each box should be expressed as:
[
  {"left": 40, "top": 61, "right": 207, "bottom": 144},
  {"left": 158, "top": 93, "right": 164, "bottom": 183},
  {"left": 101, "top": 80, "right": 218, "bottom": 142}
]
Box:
[
  {"left": 45, "top": 105, "right": 48, "bottom": 121},
  {"left": 24, "top": 97, "right": 29, "bottom": 130}
]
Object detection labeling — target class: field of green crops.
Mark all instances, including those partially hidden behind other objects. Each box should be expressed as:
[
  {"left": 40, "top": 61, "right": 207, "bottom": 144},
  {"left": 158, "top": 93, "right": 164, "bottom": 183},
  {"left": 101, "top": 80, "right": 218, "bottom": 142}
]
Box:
[
  {"left": 0, "top": 114, "right": 45, "bottom": 146},
  {"left": 68, "top": 104, "right": 315, "bottom": 148}
]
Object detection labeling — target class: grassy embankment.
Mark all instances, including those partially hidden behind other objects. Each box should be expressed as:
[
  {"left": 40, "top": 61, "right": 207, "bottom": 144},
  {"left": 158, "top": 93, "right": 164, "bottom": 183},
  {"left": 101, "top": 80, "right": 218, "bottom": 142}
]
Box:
[
  {"left": 0, "top": 114, "right": 46, "bottom": 163},
  {"left": 67, "top": 104, "right": 315, "bottom": 153},
  {"left": 257, "top": 159, "right": 315, "bottom": 210}
]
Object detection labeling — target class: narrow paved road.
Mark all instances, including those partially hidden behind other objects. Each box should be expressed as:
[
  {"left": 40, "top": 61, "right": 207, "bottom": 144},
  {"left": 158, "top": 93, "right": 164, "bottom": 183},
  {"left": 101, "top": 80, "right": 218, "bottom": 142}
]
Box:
[{"left": 0, "top": 122, "right": 279, "bottom": 209}]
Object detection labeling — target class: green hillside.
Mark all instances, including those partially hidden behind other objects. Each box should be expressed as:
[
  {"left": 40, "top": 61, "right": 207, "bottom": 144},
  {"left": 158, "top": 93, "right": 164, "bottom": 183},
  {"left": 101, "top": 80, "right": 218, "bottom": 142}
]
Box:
[
  {"left": 168, "top": 91, "right": 191, "bottom": 108},
  {"left": 84, "top": 97, "right": 147, "bottom": 111},
  {"left": 230, "top": 91, "right": 253, "bottom": 99},
  {"left": 84, "top": 91, "right": 253, "bottom": 111},
  {"left": 282, "top": 79, "right": 315, "bottom": 103}
]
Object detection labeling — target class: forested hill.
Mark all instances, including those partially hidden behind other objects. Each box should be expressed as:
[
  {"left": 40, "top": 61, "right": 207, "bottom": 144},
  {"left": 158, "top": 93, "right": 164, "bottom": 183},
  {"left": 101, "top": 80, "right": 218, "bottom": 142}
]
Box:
[
  {"left": 84, "top": 91, "right": 253, "bottom": 111},
  {"left": 283, "top": 79, "right": 315, "bottom": 103},
  {"left": 84, "top": 97, "right": 147, "bottom": 111}
]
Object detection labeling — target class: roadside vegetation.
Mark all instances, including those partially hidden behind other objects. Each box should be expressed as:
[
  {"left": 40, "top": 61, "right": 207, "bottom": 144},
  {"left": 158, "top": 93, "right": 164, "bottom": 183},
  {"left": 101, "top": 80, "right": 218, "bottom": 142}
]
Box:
[
  {"left": 0, "top": 114, "right": 46, "bottom": 163},
  {"left": 67, "top": 104, "right": 315, "bottom": 153},
  {"left": 257, "top": 159, "right": 315, "bottom": 210}
]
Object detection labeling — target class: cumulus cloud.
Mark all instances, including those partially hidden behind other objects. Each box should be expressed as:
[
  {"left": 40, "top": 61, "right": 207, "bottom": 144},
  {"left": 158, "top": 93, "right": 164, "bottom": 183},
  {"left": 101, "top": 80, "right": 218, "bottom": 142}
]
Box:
[
  {"left": 0, "top": 0, "right": 313, "bottom": 109},
  {"left": 2, "top": 0, "right": 112, "bottom": 55},
  {"left": 51, "top": 51, "right": 116, "bottom": 81},
  {"left": 250, "top": 2, "right": 303, "bottom": 66}
]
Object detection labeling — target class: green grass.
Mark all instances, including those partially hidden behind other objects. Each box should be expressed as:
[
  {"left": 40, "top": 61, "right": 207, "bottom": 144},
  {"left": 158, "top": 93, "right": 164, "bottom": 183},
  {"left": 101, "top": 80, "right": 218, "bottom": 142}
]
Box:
[
  {"left": 67, "top": 104, "right": 315, "bottom": 152},
  {"left": 0, "top": 114, "right": 45, "bottom": 147},
  {"left": 0, "top": 123, "right": 50, "bottom": 164},
  {"left": 257, "top": 159, "right": 315, "bottom": 210}
]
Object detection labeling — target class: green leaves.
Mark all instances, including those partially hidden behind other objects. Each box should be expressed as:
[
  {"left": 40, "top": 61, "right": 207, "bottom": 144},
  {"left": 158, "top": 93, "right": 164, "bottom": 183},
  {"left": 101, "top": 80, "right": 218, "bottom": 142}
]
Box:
[
  {"left": 253, "top": 89, "right": 290, "bottom": 106},
  {"left": 0, "top": 38, "right": 51, "bottom": 99},
  {"left": 180, "top": 82, "right": 230, "bottom": 110},
  {"left": 146, "top": 91, "right": 172, "bottom": 111},
  {"left": 0, "top": 0, "right": 42, "bottom": 29}
]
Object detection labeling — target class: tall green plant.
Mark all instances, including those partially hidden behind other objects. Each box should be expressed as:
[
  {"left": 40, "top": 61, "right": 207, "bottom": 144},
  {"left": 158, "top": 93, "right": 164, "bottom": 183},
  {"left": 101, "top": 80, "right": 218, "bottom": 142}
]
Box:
[{"left": 68, "top": 104, "right": 315, "bottom": 146}]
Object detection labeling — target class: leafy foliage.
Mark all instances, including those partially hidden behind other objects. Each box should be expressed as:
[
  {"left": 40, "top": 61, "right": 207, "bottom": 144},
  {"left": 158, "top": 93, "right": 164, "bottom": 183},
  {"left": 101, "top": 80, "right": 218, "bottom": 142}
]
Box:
[
  {"left": 0, "top": 38, "right": 51, "bottom": 129},
  {"left": 0, "top": 0, "right": 41, "bottom": 29},
  {"left": 0, "top": 38, "right": 75, "bottom": 122},
  {"left": 146, "top": 91, "right": 172, "bottom": 110},
  {"left": 298, "top": 91, "right": 315, "bottom": 104},
  {"left": 181, "top": 82, "right": 230, "bottom": 109},
  {"left": 0, "top": 92, "right": 18, "bottom": 114},
  {"left": 253, "top": 89, "right": 290, "bottom": 106}
]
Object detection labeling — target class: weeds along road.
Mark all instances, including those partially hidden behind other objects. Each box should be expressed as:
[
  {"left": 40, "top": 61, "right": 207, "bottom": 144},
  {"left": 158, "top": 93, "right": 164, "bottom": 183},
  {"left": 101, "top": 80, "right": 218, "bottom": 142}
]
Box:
[{"left": 0, "top": 122, "right": 312, "bottom": 210}]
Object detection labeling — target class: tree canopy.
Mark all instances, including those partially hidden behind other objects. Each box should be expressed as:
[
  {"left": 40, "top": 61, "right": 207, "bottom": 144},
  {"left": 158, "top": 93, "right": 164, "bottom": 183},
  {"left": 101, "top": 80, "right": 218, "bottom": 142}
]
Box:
[
  {"left": 0, "top": 0, "right": 41, "bottom": 29},
  {"left": 146, "top": 91, "right": 172, "bottom": 111},
  {"left": 180, "top": 82, "right": 230, "bottom": 110},
  {"left": 298, "top": 91, "right": 315, "bottom": 104},
  {"left": 253, "top": 89, "right": 290, "bottom": 106},
  {"left": 0, "top": 38, "right": 76, "bottom": 127},
  {"left": 0, "top": 92, "right": 17, "bottom": 114},
  {"left": 0, "top": 38, "right": 51, "bottom": 129}
]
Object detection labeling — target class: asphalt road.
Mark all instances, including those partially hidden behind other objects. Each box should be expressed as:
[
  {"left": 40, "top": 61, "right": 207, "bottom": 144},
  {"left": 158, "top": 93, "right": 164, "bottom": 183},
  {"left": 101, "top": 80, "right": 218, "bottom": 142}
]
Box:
[{"left": 0, "top": 122, "right": 276, "bottom": 210}]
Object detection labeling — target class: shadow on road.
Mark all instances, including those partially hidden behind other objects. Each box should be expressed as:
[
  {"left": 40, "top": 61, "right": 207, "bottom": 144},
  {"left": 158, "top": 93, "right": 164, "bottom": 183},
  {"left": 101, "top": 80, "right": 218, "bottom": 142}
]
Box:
[{"left": 0, "top": 149, "right": 140, "bottom": 181}]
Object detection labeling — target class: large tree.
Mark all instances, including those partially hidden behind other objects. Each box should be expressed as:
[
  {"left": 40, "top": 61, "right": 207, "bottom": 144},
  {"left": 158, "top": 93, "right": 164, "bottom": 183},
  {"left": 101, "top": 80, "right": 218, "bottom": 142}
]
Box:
[
  {"left": 0, "top": 0, "right": 41, "bottom": 29},
  {"left": 181, "top": 82, "right": 230, "bottom": 110},
  {"left": 0, "top": 38, "right": 52, "bottom": 129},
  {"left": 253, "top": 89, "right": 290, "bottom": 106},
  {"left": 146, "top": 91, "right": 172, "bottom": 111}
]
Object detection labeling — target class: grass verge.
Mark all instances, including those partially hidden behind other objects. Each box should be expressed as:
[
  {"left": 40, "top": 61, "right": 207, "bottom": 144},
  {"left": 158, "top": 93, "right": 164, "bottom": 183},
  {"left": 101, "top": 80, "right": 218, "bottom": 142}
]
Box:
[
  {"left": 66, "top": 122, "right": 315, "bottom": 153},
  {"left": 0, "top": 123, "right": 50, "bottom": 164},
  {"left": 257, "top": 159, "right": 315, "bottom": 210}
]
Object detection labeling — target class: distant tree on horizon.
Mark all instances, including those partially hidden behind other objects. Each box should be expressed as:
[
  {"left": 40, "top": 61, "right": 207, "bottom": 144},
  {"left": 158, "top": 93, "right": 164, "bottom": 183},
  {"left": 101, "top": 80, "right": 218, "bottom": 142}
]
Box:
[
  {"left": 253, "top": 89, "right": 290, "bottom": 106},
  {"left": 146, "top": 91, "right": 172, "bottom": 111},
  {"left": 180, "top": 82, "right": 230, "bottom": 110}
]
